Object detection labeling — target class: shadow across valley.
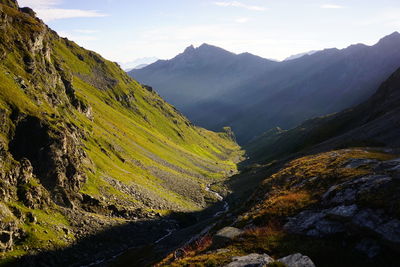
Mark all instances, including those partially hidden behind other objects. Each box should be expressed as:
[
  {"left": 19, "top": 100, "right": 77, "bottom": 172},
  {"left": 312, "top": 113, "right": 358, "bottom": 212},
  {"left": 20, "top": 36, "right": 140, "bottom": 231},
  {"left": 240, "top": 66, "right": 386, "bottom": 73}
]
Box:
[
  {"left": 8, "top": 187, "right": 246, "bottom": 267},
  {"left": 7, "top": 154, "right": 292, "bottom": 267}
]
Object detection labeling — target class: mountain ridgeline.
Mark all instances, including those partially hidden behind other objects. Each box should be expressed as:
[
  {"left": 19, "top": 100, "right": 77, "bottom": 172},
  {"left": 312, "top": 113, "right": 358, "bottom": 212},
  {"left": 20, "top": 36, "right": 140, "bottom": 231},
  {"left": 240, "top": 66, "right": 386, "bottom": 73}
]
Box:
[
  {"left": 129, "top": 33, "right": 400, "bottom": 143},
  {"left": 0, "top": 1, "right": 242, "bottom": 264},
  {"left": 246, "top": 66, "right": 400, "bottom": 163}
]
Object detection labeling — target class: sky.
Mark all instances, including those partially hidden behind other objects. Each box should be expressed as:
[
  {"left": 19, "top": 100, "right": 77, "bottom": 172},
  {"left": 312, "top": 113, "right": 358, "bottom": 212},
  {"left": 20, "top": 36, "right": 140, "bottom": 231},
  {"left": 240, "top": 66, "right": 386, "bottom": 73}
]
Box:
[{"left": 18, "top": 0, "right": 400, "bottom": 67}]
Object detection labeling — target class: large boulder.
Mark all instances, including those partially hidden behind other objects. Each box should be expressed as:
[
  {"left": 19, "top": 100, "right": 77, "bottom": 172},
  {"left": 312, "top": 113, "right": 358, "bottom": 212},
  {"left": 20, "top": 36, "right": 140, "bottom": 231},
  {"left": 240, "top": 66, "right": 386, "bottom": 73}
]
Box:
[
  {"left": 213, "top": 227, "right": 243, "bottom": 247},
  {"left": 284, "top": 209, "right": 346, "bottom": 237},
  {"left": 224, "top": 253, "right": 274, "bottom": 267},
  {"left": 278, "top": 253, "right": 316, "bottom": 267}
]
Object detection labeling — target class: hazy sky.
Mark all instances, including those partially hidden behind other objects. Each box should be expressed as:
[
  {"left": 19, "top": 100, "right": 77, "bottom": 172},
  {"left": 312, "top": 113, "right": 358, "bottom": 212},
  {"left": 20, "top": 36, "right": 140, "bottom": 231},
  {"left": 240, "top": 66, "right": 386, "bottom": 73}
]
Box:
[{"left": 19, "top": 0, "right": 400, "bottom": 64}]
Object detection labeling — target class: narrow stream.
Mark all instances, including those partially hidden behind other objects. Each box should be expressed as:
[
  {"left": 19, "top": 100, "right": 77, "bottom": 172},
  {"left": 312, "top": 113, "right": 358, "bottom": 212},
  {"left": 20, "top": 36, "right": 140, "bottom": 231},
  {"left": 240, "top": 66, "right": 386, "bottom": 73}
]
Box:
[
  {"left": 205, "top": 184, "right": 230, "bottom": 217},
  {"left": 82, "top": 184, "right": 230, "bottom": 266},
  {"left": 156, "top": 184, "right": 230, "bottom": 244}
]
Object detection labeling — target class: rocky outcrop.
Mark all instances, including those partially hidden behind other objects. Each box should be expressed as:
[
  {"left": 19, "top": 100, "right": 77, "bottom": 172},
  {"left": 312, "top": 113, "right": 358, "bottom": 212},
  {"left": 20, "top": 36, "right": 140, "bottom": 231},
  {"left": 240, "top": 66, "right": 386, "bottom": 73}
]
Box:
[
  {"left": 224, "top": 253, "right": 274, "bottom": 267},
  {"left": 284, "top": 156, "right": 400, "bottom": 257},
  {"left": 0, "top": 0, "right": 18, "bottom": 9},
  {"left": 212, "top": 227, "right": 243, "bottom": 247},
  {"left": 223, "top": 127, "right": 237, "bottom": 142},
  {"left": 0, "top": 203, "right": 21, "bottom": 252},
  {"left": 223, "top": 253, "right": 316, "bottom": 267},
  {"left": 7, "top": 115, "right": 89, "bottom": 207},
  {"left": 278, "top": 253, "right": 316, "bottom": 267}
]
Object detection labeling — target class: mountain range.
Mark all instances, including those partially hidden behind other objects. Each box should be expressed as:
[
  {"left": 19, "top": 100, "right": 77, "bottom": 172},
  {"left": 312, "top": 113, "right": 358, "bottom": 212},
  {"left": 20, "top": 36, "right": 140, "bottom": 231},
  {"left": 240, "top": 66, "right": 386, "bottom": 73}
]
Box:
[
  {"left": 129, "top": 33, "right": 400, "bottom": 143},
  {"left": 246, "top": 66, "right": 400, "bottom": 163}
]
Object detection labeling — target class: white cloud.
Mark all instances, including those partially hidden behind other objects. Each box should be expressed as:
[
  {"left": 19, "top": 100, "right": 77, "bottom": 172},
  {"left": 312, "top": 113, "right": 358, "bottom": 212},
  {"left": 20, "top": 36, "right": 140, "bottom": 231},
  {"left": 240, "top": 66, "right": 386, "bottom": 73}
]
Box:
[
  {"left": 74, "top": 29, "right": 100, "bottom": 34},
  {"left": 36, "top": 9, "right": 106, "bottom": 22},
  {"left": 18, "top": 0, "right": 107, "bottom": 22},
  {"left": 214, "top": 1, "right": 266, "bottom": 11},
  {"left": 19, "top": 0, "right": 60, "bottom": 8},
  {"left": 321, "top": 4, "right": 344, "bottom": 9},
  {"left": 235, "top": 17, "right": 249, "bottom": 23}
]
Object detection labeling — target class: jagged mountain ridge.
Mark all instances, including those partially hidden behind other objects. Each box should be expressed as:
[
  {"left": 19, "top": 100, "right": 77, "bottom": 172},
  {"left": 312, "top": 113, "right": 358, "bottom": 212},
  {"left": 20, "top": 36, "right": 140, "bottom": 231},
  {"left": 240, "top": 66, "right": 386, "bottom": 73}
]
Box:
[
  {"left": 130, "top": 33, "right": 400, "bottom": 143},
  {"left": 0, "top": 1, "right": 242, "bottom": 263},
  {"left": 129, "top": 44, "right": 278, "bottom": 132}
]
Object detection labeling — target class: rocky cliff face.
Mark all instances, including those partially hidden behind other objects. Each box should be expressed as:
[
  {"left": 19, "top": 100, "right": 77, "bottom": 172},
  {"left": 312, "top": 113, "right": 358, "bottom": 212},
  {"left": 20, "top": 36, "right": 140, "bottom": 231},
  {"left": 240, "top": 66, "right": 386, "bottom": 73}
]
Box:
[{"left": 0, "top": 1, "right": 242, "bottom": 264}]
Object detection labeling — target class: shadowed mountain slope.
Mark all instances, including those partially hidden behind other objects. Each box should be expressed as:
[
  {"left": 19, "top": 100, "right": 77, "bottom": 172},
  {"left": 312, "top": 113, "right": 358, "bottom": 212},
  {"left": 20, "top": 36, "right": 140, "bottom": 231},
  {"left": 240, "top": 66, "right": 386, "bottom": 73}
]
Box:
[
  {"left": 246, "top": 67, "right": 400, "bottom": 163},
  {"left": 130, "top": 33, "right": 400, "bottom": 143}
]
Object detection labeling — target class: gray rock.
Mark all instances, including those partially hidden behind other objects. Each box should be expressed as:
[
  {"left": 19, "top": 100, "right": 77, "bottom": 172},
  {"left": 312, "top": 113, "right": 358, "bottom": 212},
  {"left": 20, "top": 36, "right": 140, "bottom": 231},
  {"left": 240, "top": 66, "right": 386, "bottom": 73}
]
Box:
[
  {"left": 323, "top": 175, "right": 392, "bottom": 205},
  {"left": 345, "top": 158, "right": 378, "bottom": 169},
  {"left": 224, "top": 253, "right": 274, "bottom": 267},
  {"left": 312, "top": 219, "right": 345, "bottom": 236},
  {"left": 377, "top": 158, "right": 400, "bottom": 171},
  {"left": 350, "top": 209, "right": 400, "bottom": 248},
  {"left": 284, "top": 210, "right": 326, "bottom": 234},
  {"left": 278, "top": 253, "right": 316, "bottom": 267},
  {"left": 213, "top": 227, "right": 243, "bottom": 247},
  {"left": 375, "top": 219, "right": 400, "bottom": 244},
  {"left": 326, "top": 204, "right": 358, "bottom": 220},
  {"left": 351, "top": 209, "right": 384, "bottom": 232},
  {"left": 285, "top": 206, "right": 359, "bottom": 237},
  {"left": 355, "top": 239, "right": 381, "bottom": 258}
]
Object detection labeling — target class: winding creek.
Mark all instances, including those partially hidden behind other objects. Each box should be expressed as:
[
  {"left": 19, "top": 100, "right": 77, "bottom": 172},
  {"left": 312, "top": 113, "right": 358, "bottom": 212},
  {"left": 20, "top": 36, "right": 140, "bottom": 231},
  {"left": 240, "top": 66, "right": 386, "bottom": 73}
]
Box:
[
  {"left": 82, "top": 184, "right": 231, "bottom": 266},
  {"left": 205, "top": 184, "right": 230, "bottom": 217},
  {"left": 156, "top": 184, "right": 230, "bottom": 244}
]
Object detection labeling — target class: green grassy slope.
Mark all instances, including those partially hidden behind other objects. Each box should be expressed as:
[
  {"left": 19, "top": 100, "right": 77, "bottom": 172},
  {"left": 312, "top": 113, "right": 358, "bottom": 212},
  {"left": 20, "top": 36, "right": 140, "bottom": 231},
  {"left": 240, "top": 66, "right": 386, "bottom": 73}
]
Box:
[{"left": 0, "top": 2, "right": 242, "bottom": 261}]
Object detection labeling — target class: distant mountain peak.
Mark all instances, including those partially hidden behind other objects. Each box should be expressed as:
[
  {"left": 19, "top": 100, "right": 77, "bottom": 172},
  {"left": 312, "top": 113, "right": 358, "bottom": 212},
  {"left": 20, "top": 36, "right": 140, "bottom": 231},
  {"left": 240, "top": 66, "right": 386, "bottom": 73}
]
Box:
[
  {"left": 198, "top": 43, "right": 218, "bottom": 49},
  {"left": 377, "top": 31, "right": 400, "bottom": 45},
  {"left": 284, "top": 50, "right": 318, "bottom": 61},
  {"left": 184, "top": 45, "right": 195, "bottom": 53},
  {"left": 179, "top": 43, "right": 235, "bottom": 59}
]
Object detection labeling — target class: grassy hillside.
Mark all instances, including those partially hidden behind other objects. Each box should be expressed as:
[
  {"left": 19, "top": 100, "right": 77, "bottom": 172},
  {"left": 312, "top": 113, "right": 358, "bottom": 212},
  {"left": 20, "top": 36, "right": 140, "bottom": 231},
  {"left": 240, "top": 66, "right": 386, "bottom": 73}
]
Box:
[{"left": 0, "top": 2, "right": 242, "bottom": 262}]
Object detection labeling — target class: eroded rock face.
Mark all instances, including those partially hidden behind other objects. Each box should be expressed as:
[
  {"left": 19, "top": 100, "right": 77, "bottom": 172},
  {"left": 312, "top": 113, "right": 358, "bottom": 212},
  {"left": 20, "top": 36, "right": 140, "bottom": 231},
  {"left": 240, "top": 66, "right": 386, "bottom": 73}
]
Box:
[
  {"left": 0, "top": 203, "right": 21, "bottom": 252},
  {"left": 8, "top": 115, "right": 88, "bottom": 207}
]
